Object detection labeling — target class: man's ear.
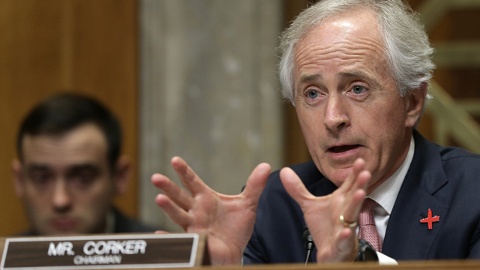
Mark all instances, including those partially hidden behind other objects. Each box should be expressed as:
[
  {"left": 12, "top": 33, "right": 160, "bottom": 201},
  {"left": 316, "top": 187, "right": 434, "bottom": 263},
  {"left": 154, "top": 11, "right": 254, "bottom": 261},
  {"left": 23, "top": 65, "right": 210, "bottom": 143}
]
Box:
[
  {"left": 405, "top": 82, "right": 428, "bottom": 128},
  {"left": 113, "top": 155, "right": 130, "bottom": 195},
  {"left": 12, "top": 159, "right": 25, "bottom": 198}
]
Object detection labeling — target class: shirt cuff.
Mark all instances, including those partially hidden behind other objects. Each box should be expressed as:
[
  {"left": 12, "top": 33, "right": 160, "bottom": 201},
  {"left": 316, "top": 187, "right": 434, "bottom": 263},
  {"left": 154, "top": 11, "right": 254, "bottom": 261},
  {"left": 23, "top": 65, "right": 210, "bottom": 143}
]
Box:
[{"left": 377, "top": 252, "right": 398, "bottom": 265}]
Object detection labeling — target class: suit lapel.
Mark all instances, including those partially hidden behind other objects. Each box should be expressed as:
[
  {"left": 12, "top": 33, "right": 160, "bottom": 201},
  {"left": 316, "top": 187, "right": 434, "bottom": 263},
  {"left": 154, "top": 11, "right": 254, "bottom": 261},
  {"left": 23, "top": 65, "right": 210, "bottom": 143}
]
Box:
[{"left": 382, "top": 131, "right": 449, "bottom": 260}]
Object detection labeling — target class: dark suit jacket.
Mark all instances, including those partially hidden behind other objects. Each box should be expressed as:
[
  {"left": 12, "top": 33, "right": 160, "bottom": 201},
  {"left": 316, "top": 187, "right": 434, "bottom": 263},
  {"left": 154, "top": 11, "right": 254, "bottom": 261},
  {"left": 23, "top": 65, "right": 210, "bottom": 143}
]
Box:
[
  {"left": 110, "top": 207, "right": 157, "bottom": 233},
  {"left": 18, "top": 207, "right": 156, "bottom": 236},
  {"left": 243, "top": 130, "right": 480, "bottom": 264}
]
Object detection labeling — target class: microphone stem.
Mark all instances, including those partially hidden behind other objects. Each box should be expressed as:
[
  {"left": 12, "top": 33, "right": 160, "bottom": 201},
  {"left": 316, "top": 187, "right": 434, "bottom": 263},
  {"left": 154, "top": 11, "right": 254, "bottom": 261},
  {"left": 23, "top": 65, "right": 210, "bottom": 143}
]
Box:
[{"left": 305, "top": 248, "right": 312, "bottom": 265}]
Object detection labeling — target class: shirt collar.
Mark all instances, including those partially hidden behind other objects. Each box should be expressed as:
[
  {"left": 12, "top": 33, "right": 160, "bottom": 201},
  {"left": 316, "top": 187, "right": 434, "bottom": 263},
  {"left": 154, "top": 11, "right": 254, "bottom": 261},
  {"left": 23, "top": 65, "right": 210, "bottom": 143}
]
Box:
[{"left": 369, "top": 136, "right": 415, "bottom": 215}]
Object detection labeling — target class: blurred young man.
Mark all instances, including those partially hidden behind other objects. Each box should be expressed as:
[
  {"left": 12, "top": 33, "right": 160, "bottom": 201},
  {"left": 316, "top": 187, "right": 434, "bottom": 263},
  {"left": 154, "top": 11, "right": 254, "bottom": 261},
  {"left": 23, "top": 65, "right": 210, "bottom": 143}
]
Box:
[{"left": 12, "top": 93, "right": 155, "bottom": 235}]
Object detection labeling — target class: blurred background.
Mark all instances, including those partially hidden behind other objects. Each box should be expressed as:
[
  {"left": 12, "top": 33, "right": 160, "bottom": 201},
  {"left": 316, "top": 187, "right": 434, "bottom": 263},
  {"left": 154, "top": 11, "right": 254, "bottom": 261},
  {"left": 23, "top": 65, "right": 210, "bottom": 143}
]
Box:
[{"left": 0, "top": 0, "right": 479, "bottom": 235}]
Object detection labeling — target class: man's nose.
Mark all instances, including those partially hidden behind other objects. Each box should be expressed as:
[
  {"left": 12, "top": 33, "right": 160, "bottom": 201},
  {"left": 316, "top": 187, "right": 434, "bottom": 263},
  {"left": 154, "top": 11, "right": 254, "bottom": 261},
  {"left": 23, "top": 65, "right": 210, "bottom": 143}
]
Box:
[
  {"left": 51, "top": 179, "right": 72, "bottom": 211},
  {"left": 323, "top": 96, "right": 350, "bottom": 132}
]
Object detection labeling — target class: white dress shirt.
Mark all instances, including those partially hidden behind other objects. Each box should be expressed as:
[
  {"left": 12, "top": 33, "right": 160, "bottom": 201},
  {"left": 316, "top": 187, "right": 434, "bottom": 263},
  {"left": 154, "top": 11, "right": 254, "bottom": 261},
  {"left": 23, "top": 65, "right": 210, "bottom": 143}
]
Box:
[{"left": 367, "top": 136, "right": 415, "bottom": 264}]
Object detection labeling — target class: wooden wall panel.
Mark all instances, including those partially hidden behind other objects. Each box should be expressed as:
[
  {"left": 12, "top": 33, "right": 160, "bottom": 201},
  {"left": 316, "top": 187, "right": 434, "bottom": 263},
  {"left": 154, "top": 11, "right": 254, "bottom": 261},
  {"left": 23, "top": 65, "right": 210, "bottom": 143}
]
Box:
[{"left": 0, "top": 0, "right": 138, "bottom": 236}]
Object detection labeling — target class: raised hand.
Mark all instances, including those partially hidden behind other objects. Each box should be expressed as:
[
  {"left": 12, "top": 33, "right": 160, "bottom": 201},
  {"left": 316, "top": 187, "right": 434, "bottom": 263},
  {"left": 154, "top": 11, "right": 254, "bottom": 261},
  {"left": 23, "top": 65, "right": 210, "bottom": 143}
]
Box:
[
  {"left": 151, "top": 156, "right": 271, "bottom": 265},
  {"left": 280, "top": 158, "right": 371, "bottom": 262}
]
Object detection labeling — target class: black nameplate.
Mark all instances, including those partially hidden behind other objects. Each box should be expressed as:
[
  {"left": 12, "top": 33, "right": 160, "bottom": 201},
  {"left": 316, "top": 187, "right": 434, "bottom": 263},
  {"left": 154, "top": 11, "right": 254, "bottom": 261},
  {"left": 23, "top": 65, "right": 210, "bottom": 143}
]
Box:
[{"left": 1, "top": 233, "right": 207, "bottom": 269}]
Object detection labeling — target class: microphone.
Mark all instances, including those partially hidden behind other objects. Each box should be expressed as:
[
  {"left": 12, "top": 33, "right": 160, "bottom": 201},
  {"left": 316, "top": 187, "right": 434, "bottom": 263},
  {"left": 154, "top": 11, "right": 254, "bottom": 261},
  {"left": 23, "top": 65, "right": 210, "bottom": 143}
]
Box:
[{"left": 303, "top": 226, "right": 315, "bottom": 264}]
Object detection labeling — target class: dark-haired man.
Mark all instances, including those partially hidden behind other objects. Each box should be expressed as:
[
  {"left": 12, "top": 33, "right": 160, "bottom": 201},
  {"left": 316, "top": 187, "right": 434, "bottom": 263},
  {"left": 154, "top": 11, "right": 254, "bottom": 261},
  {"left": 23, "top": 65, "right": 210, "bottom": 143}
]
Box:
[{"left": 12, "top": 93, "right": 155, "bottom": 235}]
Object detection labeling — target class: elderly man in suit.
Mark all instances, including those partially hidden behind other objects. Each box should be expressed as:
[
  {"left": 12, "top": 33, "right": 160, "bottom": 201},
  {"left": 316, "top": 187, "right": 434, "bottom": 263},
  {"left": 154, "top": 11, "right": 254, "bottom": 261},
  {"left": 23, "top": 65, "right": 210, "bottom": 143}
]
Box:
[{"left": 151, "top": 0, "right": 480, "bottom": 265}]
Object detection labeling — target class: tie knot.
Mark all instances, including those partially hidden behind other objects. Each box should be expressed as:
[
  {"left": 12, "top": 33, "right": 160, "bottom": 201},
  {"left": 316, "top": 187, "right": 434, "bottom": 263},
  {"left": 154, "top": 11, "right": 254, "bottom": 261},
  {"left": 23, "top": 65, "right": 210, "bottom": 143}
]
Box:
[{"left": 361, "top": 198, "right": 378, "bottom": 212}]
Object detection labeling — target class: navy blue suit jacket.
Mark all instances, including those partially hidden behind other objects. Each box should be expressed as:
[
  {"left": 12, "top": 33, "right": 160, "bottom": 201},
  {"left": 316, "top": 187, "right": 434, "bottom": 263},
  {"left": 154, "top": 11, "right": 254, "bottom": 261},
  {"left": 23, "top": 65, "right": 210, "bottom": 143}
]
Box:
[{"left": 243, "top": 131, "right": 480, "bottom": 264}]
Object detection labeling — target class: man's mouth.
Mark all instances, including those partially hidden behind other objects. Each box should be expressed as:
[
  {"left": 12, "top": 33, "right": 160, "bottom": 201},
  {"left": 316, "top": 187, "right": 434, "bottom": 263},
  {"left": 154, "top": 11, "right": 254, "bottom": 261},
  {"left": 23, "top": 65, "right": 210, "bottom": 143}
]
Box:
[
  {"left": 51, "top": 218, "right": 76, "bottom": 231},
  {"left": 328, "top": 145, "right": 359, "bottom": 153}
]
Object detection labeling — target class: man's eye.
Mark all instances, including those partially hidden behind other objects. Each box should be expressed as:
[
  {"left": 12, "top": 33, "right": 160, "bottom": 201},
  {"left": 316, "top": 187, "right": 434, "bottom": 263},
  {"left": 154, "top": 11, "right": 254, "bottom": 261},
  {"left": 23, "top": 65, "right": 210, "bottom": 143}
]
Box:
[
  {"left": 69, "top": 171, "right": 97, "bottom": 188},
  {"left": 28, "top": 173, "right": 51, "bottom": 187},
  {"left": 306, "top": 89, "right": 319, "bottom": 99},
  {"left": 351, "top": 85, "right": 366, "bottom": 94}
]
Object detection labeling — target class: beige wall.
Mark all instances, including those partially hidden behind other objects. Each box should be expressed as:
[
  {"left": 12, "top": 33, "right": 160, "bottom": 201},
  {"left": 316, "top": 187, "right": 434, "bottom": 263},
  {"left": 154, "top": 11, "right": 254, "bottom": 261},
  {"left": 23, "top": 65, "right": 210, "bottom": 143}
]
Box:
[{"left": 138, "top": 0, "right": 284, "bottom": 230}]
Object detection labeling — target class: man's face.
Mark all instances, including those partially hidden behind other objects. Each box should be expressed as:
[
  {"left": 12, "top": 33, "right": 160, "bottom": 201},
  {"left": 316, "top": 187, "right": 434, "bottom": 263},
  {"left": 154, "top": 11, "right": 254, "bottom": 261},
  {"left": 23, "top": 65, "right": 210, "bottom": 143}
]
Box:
[
  {"left": 292, "top": 9, "right": 423, "bottom": 191},
  {"left": 14, "top": 123, "right": 119, "bottom": 235}
]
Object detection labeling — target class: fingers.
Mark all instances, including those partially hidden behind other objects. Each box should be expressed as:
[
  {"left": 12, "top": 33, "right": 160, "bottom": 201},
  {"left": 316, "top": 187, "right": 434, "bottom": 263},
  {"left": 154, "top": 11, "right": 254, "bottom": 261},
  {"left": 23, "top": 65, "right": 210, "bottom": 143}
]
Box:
[
  {"left": 171, "top": 156, "right": 210, "bottom": 196},
  {"left": 151, "top": 173, "right": 193, "bottom": 228},
  {"left": 337, "top": 158, "right": 368, "bottom": 193},
  {"left": 352, "top": 158, "right": 370, "bottom": 191},
  {"left": 152, "top": 156, "right": 212, "bottom": 209},
  {"left": 152, "top": 157, "right": 272, "bottom": 232},
  {"left": 151, "top": 172, "right": 193, "bottom": 210},
  {"left": 338, "top": 158, "right": 371, "bottom": 224},
  {"left": 155, "top": 193, "right": 192, "bottom": 229},
  {"left": 340, "top": 185, "right": 367, "bottom": 223}
]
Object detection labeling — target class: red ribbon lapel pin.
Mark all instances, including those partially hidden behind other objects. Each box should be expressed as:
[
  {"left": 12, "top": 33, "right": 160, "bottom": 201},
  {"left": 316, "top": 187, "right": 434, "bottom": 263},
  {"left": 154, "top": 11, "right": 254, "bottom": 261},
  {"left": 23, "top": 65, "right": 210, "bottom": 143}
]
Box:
[{"left": 420, "top": 208, "right": 440, "bottom": 230}]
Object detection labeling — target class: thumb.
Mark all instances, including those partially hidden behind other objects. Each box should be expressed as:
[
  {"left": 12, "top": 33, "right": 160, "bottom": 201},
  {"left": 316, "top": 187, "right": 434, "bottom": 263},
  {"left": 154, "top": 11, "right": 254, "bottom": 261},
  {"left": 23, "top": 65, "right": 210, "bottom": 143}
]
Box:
[
  {"left": 242, "top": 163, "right": 271, "bottom": 203},
  {"left": 280, "top": 167, "right": 314, "bottom": 208}
]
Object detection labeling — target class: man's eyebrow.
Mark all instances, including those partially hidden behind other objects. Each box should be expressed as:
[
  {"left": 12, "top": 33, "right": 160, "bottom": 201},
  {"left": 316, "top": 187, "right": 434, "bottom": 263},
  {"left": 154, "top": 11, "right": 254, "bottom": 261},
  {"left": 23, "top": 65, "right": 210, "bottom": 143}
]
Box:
[
  {"left": 67, "top": 164, "right": 100, "bottom": 173},
  {"left": 338, "top": 71, "right": 369, "bottom": 80},
  {"left": 300, "top": 72, "right": 371, "bottom": 83},
  {"left": 299, "top": 74, "right": 322, "bottom": 84},
  {"left": 337, "top": 71, "right": 381, "bottom": 88},
  {"left": 298, "top": 71, "right": 382, "bottom": 89},
  {"left": 25, "top": 164, "right": 49, "bottom": 172}
]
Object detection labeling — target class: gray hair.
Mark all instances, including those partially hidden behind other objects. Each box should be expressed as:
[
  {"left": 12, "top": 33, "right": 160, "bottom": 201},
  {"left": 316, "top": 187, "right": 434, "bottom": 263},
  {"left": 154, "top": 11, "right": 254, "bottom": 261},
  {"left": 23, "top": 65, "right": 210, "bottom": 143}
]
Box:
[{"left": 278, "top": 0, "right": 435, "bottom": 104}]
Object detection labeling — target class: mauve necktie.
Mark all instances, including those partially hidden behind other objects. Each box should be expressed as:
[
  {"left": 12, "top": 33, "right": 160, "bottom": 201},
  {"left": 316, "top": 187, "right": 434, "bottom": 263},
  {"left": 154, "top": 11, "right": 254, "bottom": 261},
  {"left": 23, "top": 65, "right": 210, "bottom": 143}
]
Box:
[{"left": 358, "top": 198, "right": 382, "bottom": 252}]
